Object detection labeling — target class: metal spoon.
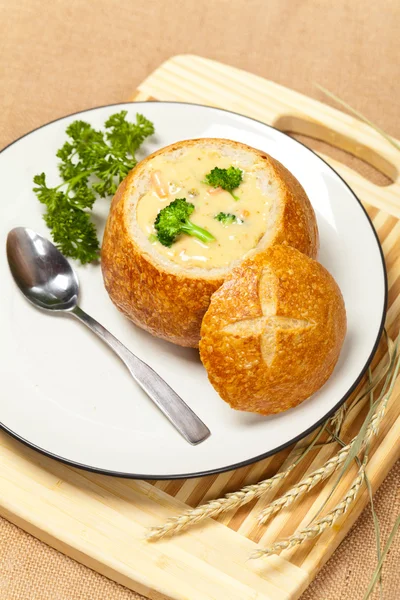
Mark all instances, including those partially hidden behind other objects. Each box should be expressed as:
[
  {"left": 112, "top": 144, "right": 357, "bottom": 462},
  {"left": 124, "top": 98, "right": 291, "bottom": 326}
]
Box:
[{"left": 6, "top": 227, "right": 210, "bottom": 445}]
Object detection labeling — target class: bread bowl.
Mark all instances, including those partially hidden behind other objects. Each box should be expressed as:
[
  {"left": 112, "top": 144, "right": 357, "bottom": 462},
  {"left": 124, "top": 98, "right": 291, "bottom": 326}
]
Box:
[
  {"left": 199, "top": 245, "right": 346, "bottom": 414},
  {"left": 101, "top": 138, "right": 319, "bottom": 347}
]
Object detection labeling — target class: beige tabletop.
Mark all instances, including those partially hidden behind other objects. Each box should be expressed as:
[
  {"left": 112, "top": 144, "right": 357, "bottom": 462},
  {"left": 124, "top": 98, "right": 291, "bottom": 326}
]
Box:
[{"left": 0, "top": 1, "right": 399, "bottom": 599}]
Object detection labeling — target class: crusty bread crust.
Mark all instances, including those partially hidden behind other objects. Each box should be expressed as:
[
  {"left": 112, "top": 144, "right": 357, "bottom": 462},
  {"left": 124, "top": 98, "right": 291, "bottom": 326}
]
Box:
[
  {"left": 265, "top": 157, "right": 319, "bottom": 257},
  {"left": 101, "top": 139, "right": 319, "bottom": 347},
  {"left": 199, "top": 245, "right": 346, "bottom": 414}
]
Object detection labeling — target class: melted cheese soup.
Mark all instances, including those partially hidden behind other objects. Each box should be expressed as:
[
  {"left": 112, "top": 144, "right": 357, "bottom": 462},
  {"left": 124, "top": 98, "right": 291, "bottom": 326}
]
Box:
[{"left": 136, "top": 147, "right": 271, "bottom": 269}]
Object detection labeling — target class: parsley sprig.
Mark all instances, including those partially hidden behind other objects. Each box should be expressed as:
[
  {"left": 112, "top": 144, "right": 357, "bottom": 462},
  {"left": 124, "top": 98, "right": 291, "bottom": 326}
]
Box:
[{"left": 33, "top": 111, "right": 154, "bottom": 264}]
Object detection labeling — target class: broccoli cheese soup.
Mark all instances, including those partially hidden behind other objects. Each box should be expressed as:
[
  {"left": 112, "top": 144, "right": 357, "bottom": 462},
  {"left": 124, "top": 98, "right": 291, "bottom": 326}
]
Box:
[{"left": 136, "top": 146, "right": 272, "bottom": 269}]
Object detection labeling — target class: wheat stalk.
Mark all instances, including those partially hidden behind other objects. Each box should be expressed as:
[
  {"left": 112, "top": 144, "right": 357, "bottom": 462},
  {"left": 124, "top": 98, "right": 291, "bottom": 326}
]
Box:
[
  {"left": 316, "top": 84, "right": 400, "bottom": 152},
  {"left": 255, "top": 342, "right": 399, "bottom": 557},
  {"left": 147, "top": 463, "right": 295, "bottom": 541},
  {"left": 329, "top": 404, "right": 346, "bottom": 436},
  {"left": 147, "top": 422, "right": 329, "bottom": 541},
  {"left": 258, "top": 443, "right": 351, "bottom": 524},
  {"left": 148, "top": 336, "right": 396, "bottom": 542},
  {"left": 147, "top": 367, "right": 391, "bottom": 542},
  {"left": 252, "top": 462, "right": 367, "bottom": 558},
  {"left": 258, "top": 393, "right": 390, "bottom": 524}
]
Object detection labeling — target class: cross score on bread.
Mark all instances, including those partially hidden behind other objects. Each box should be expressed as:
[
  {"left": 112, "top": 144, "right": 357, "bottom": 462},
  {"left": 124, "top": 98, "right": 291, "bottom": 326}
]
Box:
[{"left": 223, "top": 267, "right": 315, "bottom": 366}]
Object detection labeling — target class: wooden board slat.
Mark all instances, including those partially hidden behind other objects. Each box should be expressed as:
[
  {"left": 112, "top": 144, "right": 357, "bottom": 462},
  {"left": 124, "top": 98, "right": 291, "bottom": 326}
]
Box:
[{"left": 1, "top": 55, "right": 399, "bottom": 600}]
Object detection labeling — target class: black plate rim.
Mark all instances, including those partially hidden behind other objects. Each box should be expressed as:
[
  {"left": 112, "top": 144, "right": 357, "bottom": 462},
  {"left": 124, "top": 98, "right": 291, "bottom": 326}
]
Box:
[{"left": 0, "top": 100, "right": 388, "bottom": 480}]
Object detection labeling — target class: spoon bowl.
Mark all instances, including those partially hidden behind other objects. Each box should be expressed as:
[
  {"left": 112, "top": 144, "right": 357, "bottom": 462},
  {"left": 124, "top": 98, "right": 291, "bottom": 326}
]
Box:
[
  {"left": 7, "top": 227, "right": 79, "bottom": 311},
  {"left": 6, "top": 227, "right": 210, "bottom": 445}
]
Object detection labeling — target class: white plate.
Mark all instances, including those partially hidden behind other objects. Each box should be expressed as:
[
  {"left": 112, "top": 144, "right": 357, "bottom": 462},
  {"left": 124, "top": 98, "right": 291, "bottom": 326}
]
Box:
[{"left": 0, "top": 102, "right": 386, "bottom": 478}]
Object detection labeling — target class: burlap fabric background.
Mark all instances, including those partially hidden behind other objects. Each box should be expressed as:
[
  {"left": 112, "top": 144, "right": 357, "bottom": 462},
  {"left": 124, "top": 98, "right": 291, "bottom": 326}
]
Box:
[{"left": 0, "top": 1, "right": 399, "bottom": 598}]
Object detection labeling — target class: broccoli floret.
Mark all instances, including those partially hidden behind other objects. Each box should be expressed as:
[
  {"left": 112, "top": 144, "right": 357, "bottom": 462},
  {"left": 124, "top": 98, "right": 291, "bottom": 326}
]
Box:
[
  {"left": 154, "top": 198, "right": 216, "bottom": 247},
  {"left": 204, "top": 166, "right": 243, "bottom": 201},
  {"left": 214, "top": 212, "right": 237, "bottom": 225}
]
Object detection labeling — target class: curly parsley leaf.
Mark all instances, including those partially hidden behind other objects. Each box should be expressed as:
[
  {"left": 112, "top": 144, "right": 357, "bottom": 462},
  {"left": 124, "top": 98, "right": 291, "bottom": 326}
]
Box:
[
  {"left": 33, "top": 173, "right": 99, "bottom": 263},
  {"left": 33, "top": 111, "right": 155, "bottom": 264}
]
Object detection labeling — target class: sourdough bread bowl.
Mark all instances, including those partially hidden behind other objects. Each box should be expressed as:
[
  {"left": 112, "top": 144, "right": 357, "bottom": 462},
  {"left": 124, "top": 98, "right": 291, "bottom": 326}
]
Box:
[
  {"left": 101, "top": 139, "right": 319, "bottom": 347},
  {"left": 199, "top": 245, "right": 346, "bottom": 415}
]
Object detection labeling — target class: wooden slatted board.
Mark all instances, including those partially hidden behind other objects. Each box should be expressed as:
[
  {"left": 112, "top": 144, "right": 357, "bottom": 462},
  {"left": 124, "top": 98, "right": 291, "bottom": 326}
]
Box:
[{"left": 1, "top": 55, "right": 399, "bottom": 600}]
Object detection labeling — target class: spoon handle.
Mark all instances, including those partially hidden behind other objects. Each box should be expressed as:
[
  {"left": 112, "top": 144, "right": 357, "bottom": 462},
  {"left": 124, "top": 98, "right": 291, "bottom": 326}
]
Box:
[{"left": 70, "top": 306, "right": 210, "bottom": 445}]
